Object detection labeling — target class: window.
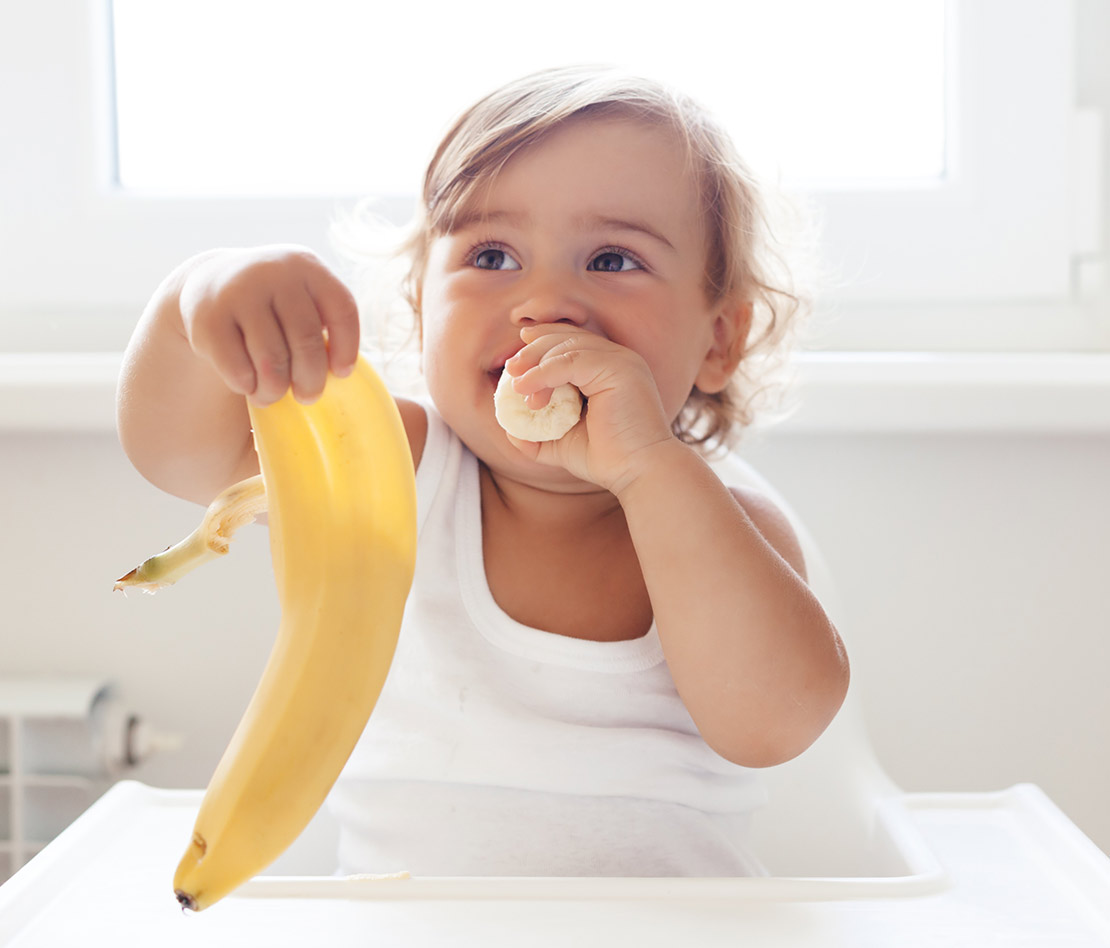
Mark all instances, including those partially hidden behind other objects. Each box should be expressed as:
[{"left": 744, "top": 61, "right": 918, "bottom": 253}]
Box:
[
  {"left": 0, "top": 0, "right": 1100, "bottom": 354},
  {"left": 111, "top": 0, "right": 947, "bottom": 196}
]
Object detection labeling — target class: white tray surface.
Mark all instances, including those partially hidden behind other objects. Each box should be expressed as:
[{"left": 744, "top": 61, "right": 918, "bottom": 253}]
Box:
[{"left": 1, "top": 781, "right": 1108, "bottom": 947}]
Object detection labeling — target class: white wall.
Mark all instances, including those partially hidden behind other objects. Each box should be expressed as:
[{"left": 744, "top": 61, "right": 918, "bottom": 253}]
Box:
[
  {"left": 0, "top": 418, "right": 1107, "bottom": 858},
  {"left": 0, "top": 431, "right": 280, "bottom": 788},
  {"left": 742, "top": 429, "right": 1110, "bottom": 854}
]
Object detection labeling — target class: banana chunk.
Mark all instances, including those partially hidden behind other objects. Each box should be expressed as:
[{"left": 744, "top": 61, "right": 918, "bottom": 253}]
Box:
[{"left": 494, "top": 368, "right": 582, "bottom": 442}]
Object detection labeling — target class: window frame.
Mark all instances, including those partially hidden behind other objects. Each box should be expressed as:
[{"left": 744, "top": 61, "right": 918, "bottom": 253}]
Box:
[{"left": 0, "top": 0, "right": 1102, "bottom": 354}]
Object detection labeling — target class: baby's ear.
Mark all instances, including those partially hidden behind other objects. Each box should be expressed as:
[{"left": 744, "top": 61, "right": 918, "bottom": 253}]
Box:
[{"left": 695, "top": 299, "right": 753, "bottom": 394}]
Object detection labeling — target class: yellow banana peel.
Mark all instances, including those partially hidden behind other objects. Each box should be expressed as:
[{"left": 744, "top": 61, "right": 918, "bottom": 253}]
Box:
[
  {"left": 117, "top": 355, "right": 416, "bottom": 911},
  {"left": 114, "top": 475, "right": 267, "bottom": 592}
]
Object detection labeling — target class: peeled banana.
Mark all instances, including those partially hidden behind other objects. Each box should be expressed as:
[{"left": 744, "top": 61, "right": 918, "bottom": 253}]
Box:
[
  {"left": 494, "top": 368, "right": 582, "bottom": 442},
  {"left": 117, "top": 355, "right": 417, "bottom": 911}
]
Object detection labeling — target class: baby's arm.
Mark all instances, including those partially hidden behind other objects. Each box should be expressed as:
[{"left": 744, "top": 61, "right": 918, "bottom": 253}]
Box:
[
  {"left": 117, "top": 246, "right": 360, "bottom": 505},
  {"left": 505, "top": 326, "right": 849, "bottom": 768},
  {"left": 616, "top": 444, "right": 849, "bottom": 768}
]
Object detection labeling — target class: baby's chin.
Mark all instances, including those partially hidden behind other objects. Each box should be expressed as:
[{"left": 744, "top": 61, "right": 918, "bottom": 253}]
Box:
[
  {"left": 488, "top": 463, "right": 604, "bottom": 498},
  {"left": 476, "top": 436, "right": 598, "bottom": 495}
]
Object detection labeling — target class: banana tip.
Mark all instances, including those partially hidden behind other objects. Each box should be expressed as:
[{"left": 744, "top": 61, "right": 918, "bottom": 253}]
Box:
[
  {"left": 113, "top": 570, "right": 163, "bottom": 594},
  {"left": 113, "top": 568, "right": 138, "bottom": 591},
  {"left": 175, "top": 889, "right": 198, "bottom": 912}
]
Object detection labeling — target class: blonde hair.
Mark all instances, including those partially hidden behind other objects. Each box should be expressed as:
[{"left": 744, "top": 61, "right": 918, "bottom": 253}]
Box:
[{"left": 385, "top": 65, "right": 810, "bottom": 449}]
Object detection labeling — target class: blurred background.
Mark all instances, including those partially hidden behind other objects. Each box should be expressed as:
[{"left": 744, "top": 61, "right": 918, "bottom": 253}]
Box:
[{"left": 1, "top": 0, "right": 1107, "bottom": 882}]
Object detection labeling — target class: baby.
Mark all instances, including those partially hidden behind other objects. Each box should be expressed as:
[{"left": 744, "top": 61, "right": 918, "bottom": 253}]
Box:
[{"left": 117, "top": 65, "right": 848, "bottom": 877}]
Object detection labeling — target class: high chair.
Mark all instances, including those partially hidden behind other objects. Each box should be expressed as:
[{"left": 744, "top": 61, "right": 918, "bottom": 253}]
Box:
[{"left": 1, "top": 455, "right": 1108, "bottom": 946}]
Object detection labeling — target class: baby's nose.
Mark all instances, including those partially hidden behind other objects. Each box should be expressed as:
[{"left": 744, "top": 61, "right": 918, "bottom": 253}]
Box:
[{"left": 509, "top": 278, "right": 590, "bottom": 327}]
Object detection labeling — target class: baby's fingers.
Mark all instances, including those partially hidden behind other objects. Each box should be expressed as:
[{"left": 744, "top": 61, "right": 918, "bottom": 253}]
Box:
[
  {"left": 239, "top": 305, "right": 298, "bottom": 405},
  {"left": 508, "top": 328, "right": 603, "bottom": 408},
  {"left": 310, "top": 278, "right": 360, "bottom": 379},
  {"left": 273, "top": 287, "right": 332, "bottom": 404},
  {"left": 509, "top": 325, "right": 590, "bottom": 373},
  {"left": 512, "top": 336, "right": 603, "bottom": 398},
  {"left": 255, "top": 270, "right": 359, "bottom": 405},
  {"left": 201, "top": 319, "right": 257, "bottom": 398}
]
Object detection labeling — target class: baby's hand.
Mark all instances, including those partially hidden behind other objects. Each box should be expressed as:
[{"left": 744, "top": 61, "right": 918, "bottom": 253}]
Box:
[
  {"left": 178, "top": 246, "right": 360, "bottom": 405},
  {"left": 502, "top": 325, "right": 673, "bottom": 493}
]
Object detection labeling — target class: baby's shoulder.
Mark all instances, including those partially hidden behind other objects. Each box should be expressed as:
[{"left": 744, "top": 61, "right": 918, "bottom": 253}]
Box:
[
  {"left": 707, "top": 453, "right": 807, "bottom": 580},
  {"left": 728, "top": 483, "right": 807, "bottom": 580},
  {"left": 394, "top": 396, "right": 429, "bottom": 469}
]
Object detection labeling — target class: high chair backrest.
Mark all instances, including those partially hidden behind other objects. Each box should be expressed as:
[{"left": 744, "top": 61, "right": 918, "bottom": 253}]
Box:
[
  {"left": 708, "top": 451, "right": 900, "bottom": 877},
  {"left": 274, "top": 450, "right": 904, "bottom": 880}
]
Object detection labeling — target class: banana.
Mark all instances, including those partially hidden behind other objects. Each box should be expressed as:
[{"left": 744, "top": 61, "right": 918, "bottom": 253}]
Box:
[
  {"left": 119, "top": 355, "right": 416, "bottom": 912},
  {"left": 494, "top": 367, "right": 582, "bottom": 442}
]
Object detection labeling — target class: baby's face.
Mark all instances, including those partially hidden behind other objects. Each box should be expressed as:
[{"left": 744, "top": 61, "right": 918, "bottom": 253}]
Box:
[{"left": 419, "top": 116, "right": 725, "bottom": 481}]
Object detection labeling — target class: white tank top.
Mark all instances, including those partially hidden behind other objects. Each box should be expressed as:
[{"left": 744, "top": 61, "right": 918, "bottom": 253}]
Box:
[{"left": 327, "top": 405, "right": 767, "bottom": 877}]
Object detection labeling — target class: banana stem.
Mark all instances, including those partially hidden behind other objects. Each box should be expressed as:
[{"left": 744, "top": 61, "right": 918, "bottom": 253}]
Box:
[{"left": 114, "top": 475, "right": 268, "bottom": 592}]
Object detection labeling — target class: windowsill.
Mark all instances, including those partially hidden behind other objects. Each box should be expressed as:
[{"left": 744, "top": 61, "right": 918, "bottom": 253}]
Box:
[
  {"left": 1, "top": 351, "right": 1109, "bottom": 435},
  {"left": 767, "top": 351, "right": 1110, "bottom": 434}
]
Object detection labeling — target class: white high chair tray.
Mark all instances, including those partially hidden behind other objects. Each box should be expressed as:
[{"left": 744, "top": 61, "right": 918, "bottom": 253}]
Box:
[{"left": 1, "top": 780, "right": 1108, "bottom": 947}]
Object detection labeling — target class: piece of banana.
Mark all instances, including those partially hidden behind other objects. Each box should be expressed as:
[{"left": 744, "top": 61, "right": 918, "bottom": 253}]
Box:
[
  {"left": 494, "top": 368, "right": 582, "bottom": 442},
  {"left": 120, "top": 355, "right": 417, "bottom": 912}
]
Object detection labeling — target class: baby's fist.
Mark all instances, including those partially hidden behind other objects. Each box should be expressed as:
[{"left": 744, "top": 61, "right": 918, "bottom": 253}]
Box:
[{"left": 179, "top": 246, "right": 360, "bottom": 405}]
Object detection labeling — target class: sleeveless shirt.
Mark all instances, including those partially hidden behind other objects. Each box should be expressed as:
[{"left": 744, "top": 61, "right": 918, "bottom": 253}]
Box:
[{"left": 326, "top": 404, "right": 767, "bottom": 876}]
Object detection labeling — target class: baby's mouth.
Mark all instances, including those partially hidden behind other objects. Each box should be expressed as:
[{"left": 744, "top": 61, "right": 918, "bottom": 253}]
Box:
[
  {"left": 487, "top": 345, "right": 523, "bottom": 391},
  {"left": 486, "top": 358, "right": 514, "bottom": 389}
]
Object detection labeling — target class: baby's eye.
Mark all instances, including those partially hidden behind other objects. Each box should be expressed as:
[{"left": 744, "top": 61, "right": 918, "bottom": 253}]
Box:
[
  {"left": 588, "top": 250, "right": 643, "bottom": 272},
  {"left": 470, "top": 246, "right": 521, "bottom": 271}
]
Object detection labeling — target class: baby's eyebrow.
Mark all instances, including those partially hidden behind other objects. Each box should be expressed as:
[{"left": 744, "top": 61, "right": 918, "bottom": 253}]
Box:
[
  {"left": 580, "top": 215, "right": 677, "bottom": 253},
  {"left": 449, "top": 209, "right": 525, "bottom": 233},
  {"left": 449, "top": 208, "right": 676, "bottom": 253}
]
